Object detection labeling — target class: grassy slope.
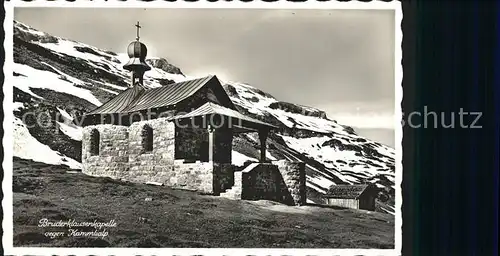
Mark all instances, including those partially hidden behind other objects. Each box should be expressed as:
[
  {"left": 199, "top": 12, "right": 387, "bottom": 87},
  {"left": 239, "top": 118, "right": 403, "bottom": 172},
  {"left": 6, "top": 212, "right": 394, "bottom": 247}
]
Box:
[{"left": 13, "top": 157, "right": 394, "bottom": 248}]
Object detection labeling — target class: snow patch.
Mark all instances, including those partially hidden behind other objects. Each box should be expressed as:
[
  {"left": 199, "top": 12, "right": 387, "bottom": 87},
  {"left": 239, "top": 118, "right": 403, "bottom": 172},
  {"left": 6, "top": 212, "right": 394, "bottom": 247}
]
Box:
[
  {"left": 146, "top": 181, "right": 164, "bottom": 186},
  {"left": 380, "top": 206, "right": 395, "bottom": 215},
  {"left": 57, "top": 108, "right": 74, "bottom": 121},
  {"left": 13, "top": 63, "right": 102, "bottom": 106},
  {"left": 308, "top": 175, "right": 335, "bottom": 190},
  {"left": 57, "top": 121, "right": 82, "bottom": 141},
  {"left": 232, "top": 151, "right": 258, "bottom": 166},
  {"left": 38, "top": 39, "right": 118, "bottom": 66},
  {"left": 99, "top": 87, "right": 119, "bottom": 95},
  {"left": 307, "top": 181, "right": 327, "bottom": 193},
  {"left": 13, "top": 117, "right": 81, "bottom": 169}
]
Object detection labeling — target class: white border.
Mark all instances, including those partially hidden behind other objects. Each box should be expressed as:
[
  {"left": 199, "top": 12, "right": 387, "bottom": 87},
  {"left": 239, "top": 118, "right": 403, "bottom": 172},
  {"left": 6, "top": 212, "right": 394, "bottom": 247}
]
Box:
[{"left": 2, "top": 1, "right": 403, "bottom": 256}]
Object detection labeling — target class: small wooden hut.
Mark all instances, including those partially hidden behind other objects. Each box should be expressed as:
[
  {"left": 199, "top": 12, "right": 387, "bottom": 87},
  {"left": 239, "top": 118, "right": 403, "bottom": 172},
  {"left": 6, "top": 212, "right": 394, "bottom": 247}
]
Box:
[{"left": 323, "top": 184, "right": 377, "bottom": 211}]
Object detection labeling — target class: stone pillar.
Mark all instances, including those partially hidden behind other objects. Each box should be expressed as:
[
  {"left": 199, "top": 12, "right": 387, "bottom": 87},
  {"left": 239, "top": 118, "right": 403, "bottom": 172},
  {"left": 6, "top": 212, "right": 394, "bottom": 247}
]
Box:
[
  {"left": 273, "top": 160, "right": 307, "bottom": 206},
  {"left": 208, "top": 125, "right": 214, "bottom": 163},
  {"left": 258, "top": 128, "right": 268, "bottom": 162}
]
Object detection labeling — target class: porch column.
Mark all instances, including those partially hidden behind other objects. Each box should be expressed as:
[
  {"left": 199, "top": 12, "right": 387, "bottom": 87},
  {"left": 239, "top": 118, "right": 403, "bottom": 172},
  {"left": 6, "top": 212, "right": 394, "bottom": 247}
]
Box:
[
  {"left": 258, "top": 128, "right": 269, "bottom": 162},
  {"left": 208, "top": 124, "right": 214, "bottom": 162}
]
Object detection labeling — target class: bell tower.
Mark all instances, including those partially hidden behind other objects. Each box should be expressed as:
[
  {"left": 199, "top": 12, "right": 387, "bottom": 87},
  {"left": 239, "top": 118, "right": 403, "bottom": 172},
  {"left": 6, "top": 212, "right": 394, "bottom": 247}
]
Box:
[{"left": 123, "top": 21, "right": 151, "bottom": 87}]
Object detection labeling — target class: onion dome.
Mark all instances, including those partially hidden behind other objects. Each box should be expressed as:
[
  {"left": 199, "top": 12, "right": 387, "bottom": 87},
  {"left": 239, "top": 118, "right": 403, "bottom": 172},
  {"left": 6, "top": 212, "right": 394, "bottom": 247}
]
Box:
[
  {"left": 127, "top": 41, "right": 148, "bottom": 60},
  {"left": 123, "top": 22, "right": 151, "bottom": 72},
  {"left": 123, "top": 41, "right": 151, "bottom": 72}
]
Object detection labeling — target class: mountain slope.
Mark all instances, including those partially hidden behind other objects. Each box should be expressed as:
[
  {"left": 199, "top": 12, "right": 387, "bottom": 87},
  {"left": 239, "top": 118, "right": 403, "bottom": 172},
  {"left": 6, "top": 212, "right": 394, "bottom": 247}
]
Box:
[
  {"left": 13, "top": 157, "right": 394, "bottom": 248},
  {"left": 11, "top": 20, "right": 396, "bottom": 214}
]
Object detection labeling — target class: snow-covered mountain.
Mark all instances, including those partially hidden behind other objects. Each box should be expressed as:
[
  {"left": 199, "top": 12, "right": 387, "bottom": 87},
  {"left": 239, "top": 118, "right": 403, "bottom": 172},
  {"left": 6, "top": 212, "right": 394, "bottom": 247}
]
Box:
[{"left": 11, "top": 20, "right": 396, "bottom": 214}]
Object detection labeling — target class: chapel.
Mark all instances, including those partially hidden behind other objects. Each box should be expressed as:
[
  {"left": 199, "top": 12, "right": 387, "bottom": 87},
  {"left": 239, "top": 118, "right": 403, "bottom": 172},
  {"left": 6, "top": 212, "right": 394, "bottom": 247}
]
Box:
[{"left": 79, "top": 23, "right": 307, "bottom": 206}]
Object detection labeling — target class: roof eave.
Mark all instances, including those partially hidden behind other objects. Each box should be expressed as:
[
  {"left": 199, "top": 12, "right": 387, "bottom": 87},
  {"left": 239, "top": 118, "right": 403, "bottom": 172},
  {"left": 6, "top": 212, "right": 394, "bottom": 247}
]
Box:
[{"left": 323, "top": 195, "right": 358, "bottom": 199}]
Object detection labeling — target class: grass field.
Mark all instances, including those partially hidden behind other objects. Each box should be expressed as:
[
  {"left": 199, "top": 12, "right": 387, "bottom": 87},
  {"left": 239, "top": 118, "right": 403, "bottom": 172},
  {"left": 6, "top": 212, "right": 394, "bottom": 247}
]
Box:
[{"left": 12, "top": 157, "right": 395, "bottom": 248}]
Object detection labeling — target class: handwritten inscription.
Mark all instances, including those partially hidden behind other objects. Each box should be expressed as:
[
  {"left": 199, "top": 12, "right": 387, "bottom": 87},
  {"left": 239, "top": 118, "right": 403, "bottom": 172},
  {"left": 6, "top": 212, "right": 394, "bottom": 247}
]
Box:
[{"left": 38, "top": 218, "right": 117, "bottom": 239}]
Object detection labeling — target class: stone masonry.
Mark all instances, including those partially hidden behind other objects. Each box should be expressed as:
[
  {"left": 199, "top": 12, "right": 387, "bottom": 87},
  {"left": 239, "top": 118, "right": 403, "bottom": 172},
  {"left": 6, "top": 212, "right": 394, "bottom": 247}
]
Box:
[
  {"left": 220, "top": 162, "right": 306, "bottom": 206},
  {"left": 82, "top": 118, "right": 215, "bottom": 193},
  {"left": 82, "top": 125, "right": 129, "bottom": 179},
  {"left": 82, "top": 119, "right": 307, "bottom": 205},
  {"left": 127, "top": 118, "right": 175, "bottom": 182},
  {"left": 273, "top": 160, "right": 307, "bottom": 206}
]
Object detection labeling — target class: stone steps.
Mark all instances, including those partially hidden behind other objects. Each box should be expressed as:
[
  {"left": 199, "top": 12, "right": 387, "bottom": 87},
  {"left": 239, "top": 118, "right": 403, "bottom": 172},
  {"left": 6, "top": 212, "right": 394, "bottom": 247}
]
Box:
[{"left": 219, "top": 171, "right": 242, "bottom": 199}]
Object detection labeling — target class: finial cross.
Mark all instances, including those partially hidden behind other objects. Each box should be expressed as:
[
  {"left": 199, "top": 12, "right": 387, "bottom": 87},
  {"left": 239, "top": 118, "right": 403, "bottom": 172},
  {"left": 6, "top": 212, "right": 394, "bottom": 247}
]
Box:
[{"left": 135, "top": 21, "right": 141, "bottom": 41}]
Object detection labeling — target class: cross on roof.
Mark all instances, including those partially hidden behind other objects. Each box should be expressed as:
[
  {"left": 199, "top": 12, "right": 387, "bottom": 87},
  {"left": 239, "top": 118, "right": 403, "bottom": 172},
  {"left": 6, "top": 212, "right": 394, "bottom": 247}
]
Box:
[{"left": 135, "top": 21, "right": 141, "bottom": 41}]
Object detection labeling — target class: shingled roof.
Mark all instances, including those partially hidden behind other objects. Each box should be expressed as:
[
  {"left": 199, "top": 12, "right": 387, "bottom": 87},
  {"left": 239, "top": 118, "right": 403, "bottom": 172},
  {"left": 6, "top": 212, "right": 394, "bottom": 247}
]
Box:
[
  {"left": 324, "top": 184, "right": 374, "bottom": 199},
  {"left": 87, "top": 75, "right": 215, "bottom": 115}
]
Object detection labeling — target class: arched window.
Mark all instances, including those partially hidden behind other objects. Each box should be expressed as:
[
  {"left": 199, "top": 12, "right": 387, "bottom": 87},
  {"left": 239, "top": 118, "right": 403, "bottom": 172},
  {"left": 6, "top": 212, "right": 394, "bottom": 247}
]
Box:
[
  {"left": 141, "top": 124, "right": 153, "bottom": 153},
  {"left": 89, "top": 129, "right": 100, "bottom": 156}
]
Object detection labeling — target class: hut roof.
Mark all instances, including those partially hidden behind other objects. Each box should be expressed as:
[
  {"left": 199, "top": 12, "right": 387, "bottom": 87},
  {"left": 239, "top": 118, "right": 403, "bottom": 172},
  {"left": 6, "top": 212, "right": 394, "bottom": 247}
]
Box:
[{"left": 324, "top": 184, "right": 373, "bottom": 199}]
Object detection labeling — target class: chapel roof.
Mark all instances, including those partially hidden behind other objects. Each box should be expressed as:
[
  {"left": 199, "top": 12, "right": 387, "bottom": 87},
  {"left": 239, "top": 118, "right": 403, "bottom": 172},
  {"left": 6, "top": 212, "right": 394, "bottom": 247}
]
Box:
[
  {"left": 84, "top": 75, "right": 277, "bottom": 129},
  {"left": 323, "top": 184, "right": 374, "bottom": 199},
  {"left": 86, "top": 75, "right": 215, "bottom": 115}
]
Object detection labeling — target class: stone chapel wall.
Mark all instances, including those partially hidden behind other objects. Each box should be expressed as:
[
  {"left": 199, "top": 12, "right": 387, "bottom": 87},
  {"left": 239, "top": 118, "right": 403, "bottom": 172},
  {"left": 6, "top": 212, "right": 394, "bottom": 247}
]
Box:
[
  {"left": 175, "top": 126, "right": 209, "bottom": 161},
  {"left": 170, "top": 161, "right": 214, "bottom": 193},
  {"left": 126, "top": 118, "right": 175, "bottom": 182},
  {"left": 81, "top": 120, "right": 305, "bottom": 199},
  {"left": 82, "top": 118, "right": 217, "bottom": 194},
  {"left": 82, "top": 125, "right": 129, "bottom": 179},
  {"left": 127, "top": 118, "right": 215, "bottom": 193}
]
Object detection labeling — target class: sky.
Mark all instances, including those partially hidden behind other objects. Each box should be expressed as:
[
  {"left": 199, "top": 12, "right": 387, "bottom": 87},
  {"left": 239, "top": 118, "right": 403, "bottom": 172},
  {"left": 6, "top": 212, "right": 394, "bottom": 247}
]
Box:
[{"left": 14, "top": 8, "right": 396, "bottom": 147}]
